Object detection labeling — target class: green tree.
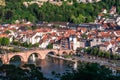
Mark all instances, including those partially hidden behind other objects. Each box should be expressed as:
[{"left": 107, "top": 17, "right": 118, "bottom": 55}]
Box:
[
  {"left": 4, "top": 30, "right": 11, "bottom": 34},
  {"left": 81, "top": 33, "right": 87, "bottom": 39},
  {"left": 71, "top": 14, "right": 85, "bottom": 23},
  {"left": 98, "top": 50, "right": 103, "bottom": 57},
  {"left": 4, "top": 10, "right": 13, "bottom": 20},
  {"left": 90, "top": 49, "right": 94, "bottom": 55},
  {"left": 0, "top": 0, "right": 119, "bottom": 23},
  {"left": 104, "top": 52, "right": 110, "bottom": 59},
  {"left": 0, "top": 64, "right": 45, "bottom": 80},
  {"left": 22, "top": 42, "right": 32, "bottom": 48},
  {"left": 84, "top": 47, "right": 91, "bottom": 54},
  {"left": 60, "top": 63, "right": 120, "bottom": 80},
  {"left": 47, "top": 43, "right": 53, "bottom": 49},
  {"left": 1, "top": 37, "right": 10, "bottom": 46},
  {"left": 32, "top": 43, "right": 39, "bottom": 47},
  {"left": 113, "top": 54, "right": 120, "bottom": 60},
  {"left": 0, "top": 38, "right": 2, "bottom": 45},
  {"left": 93, "top": 48, "right": 99, "bottom": 56},
  {"left": 12, "top": 41, "right": 21, "bottom": 46}
]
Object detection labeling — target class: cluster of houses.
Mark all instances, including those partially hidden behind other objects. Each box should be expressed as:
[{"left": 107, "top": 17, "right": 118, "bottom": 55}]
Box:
[
  {"left": 96, "top": 6, "right": 120, "bottom": 27},
  {"left": 0, "top": 16, "right": 120, "bottom": 54},
  {"left": 0, "top": 5, "right": 120, "bottom": 54}
]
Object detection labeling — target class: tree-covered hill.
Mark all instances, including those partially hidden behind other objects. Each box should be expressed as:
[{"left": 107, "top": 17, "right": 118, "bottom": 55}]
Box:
[{"left": 0, "top": 0, "right": 120, "bottom": 23}]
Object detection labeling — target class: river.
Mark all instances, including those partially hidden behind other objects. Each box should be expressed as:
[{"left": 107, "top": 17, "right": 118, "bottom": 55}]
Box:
[
  {"left": 28, "top": 55, "right": 74, "bottom": 79},
  {"left": 0, "top": 54, "right": 75, "bottom": 79}
]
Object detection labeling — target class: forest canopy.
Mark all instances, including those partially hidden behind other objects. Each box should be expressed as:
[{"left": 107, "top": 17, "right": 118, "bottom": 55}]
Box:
[{"left": 0, "top": 0, "right": 120, "bottom": 23}]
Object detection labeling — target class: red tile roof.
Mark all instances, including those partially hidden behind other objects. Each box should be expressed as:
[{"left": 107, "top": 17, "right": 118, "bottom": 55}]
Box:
[
  {"left": 98, "top": 32, "right": 111, "bottom": 37},
  {"left": 0, "top": 34, "right": 8, "bottom": 37},
  {"left": 117, "top": 37, "right": 120, "bottom": 42},
  {"left": 98, "top": 13, "right": 104, "bottom": 16}
]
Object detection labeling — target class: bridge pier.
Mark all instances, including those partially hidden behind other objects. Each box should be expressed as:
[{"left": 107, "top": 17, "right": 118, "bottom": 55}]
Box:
[
  {"left": 73, "top": 60, "right": 78, "bottom": 70},
  {"left": 2, "top": 59, "right": 9, "bottom": 64}
]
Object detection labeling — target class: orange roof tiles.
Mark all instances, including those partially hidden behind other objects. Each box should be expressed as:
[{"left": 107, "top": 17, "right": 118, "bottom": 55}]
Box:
[
  {"left": 0, "top": 34, "right": 8, "bottom": 38},
  {"left": 35, "top": 29, "right": 42, "bottom": 32},
  {"left": 98, "top": 13, "right": 104, "bottom": 16},
  {"left": 117, "top": 37, "right": 120, "bottom": 42},
  {"left": 98, "top": 32, "right": 111, "bottom": 37},
  {"left": 77, "top": 27, "right": 87, "bottom": 33}
]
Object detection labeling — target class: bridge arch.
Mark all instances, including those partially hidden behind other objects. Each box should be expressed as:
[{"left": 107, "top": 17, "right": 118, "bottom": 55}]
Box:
[
  {"left": 62, "top": 51, "right": 68, "bottom": 55},
  {"left": 47, "top": 51, "right": 56, "bottom": 55},
  {"left": 69, "top": 51, "right": 74, "bottom": 55},
  {"left": 9, "top": 55, "right": 24, "bottom": 66},
  {"left": 28, "top": 52, "right": 42, "bottom": 63}
]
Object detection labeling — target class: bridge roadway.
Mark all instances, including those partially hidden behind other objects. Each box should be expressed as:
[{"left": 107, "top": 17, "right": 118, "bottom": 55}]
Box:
[{"left": 0, "top": 49, "right": 74, "bottom": 64}]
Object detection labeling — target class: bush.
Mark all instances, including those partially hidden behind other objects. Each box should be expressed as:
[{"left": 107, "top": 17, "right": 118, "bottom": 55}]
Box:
[{"left": 47, "top": 44, "right": 53, "bottom": 49}]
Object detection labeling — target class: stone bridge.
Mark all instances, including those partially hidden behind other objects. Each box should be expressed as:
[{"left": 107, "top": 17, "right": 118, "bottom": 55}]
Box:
[{"left": 0, "top": 49, "right": 74, "bottom": 64}]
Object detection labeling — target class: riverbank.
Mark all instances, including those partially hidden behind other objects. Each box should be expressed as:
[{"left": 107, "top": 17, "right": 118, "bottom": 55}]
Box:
[
  {"left": 47, "top": 54, "right": 77, "bottom": 62},
  {"left": 47, "top": 54, "right": 120, "bottom": 71}
]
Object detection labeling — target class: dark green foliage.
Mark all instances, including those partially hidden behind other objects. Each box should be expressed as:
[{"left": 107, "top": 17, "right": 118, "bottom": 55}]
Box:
[
  {"left": 12, "top": 41, "right": 39, "bottom": 48},
  {"left": 0, "top": 64, "right": 16, "bottom": 70},
  {"left": 4, "top": 30, "right": 11, "bottom": 34},
  {"left": 0, "top": 64, "right": 45, "bottom": 80},
  {"left": 12, "top": 41, "right": 21, "bottom": 46},
  {"left": 84, "top": 47, "right": 120, "bottom": 60},
  {"left": 1, "top": 0, "right": 118, "bottom": 23},
  {"left": 60, "top": 63, "right": 120, "bottom": 80},
  {"left": 32, "top": 43, "right": 39, "bottom": 47},
  {"left": 47, "top": 43, "right": 53, "bottom": 49},
  {"left": 22, "top": 42, "right": 32, "bottom": 48},
  {"left": 0, "top": 37, "right": 10, "bottom": 46}
]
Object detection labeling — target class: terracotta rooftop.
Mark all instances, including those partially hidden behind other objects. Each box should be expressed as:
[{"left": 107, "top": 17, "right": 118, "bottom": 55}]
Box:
[
  {"left": 0, "top": 34, "right": 8, "bottom": 37},
  {"left": 117, "top": 37, "right": 120, "bottom": 42}
]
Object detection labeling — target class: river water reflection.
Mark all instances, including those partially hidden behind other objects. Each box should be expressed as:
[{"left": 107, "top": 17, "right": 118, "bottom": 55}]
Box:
[
  {"left": 0, "top": 54, "right": 74, "bottom": 79},
  {"left": 29, "top": 55, "right": 74, "bottom": 79}
]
